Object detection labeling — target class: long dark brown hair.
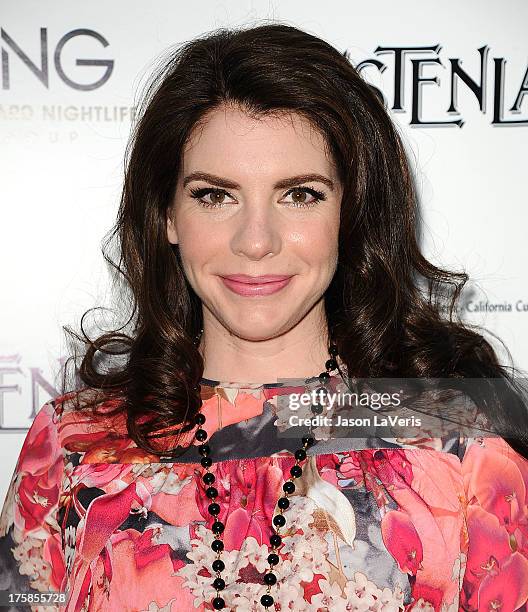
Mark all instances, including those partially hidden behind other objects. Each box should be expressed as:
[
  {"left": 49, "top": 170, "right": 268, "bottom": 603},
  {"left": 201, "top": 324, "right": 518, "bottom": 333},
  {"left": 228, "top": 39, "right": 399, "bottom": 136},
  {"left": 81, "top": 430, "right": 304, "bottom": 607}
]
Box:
[{"left": 59, "top": 22, "right": 528, "bottom": 460}]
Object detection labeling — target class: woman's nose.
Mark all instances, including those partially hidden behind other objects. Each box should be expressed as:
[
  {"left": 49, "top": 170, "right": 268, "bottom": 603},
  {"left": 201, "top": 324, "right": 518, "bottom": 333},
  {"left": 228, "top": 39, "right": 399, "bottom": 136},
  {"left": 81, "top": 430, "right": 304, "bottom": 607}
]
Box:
[{"left": 229, "top": 201, "right": 282, "bottom": 261}]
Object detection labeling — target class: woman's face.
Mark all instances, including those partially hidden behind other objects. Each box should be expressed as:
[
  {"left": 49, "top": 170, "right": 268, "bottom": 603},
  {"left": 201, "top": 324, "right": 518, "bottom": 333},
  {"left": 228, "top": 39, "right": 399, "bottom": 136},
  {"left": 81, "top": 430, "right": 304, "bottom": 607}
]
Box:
[{"left": 167, "top": 105, "right": 342, "bottom": 341}]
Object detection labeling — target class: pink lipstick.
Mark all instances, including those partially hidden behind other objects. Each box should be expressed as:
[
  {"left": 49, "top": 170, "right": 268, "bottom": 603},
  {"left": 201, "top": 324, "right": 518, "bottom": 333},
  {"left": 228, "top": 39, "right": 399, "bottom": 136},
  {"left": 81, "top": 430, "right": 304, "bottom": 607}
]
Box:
[{"left": 219, "top": 274, "right": 293, "bottom": 296}]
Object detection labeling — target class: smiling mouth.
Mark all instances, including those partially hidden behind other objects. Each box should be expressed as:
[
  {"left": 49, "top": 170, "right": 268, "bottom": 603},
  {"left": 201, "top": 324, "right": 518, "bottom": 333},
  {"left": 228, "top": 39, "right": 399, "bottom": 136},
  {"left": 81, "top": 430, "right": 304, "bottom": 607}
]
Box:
[{"left": 219, "top": 275, "right": 293, "bottom": 296}]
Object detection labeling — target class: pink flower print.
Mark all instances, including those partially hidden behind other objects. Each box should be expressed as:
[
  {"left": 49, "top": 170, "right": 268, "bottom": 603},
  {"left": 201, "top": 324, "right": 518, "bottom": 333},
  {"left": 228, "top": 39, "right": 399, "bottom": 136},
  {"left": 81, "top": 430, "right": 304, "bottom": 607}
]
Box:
[
  {"left": 463, "top": 504, "right": 528, "bottom": 610},
  {"left": 476, "top": 552, "right": 528, "bottom": 611},
  {"left": 15, "top": 468, "right": 62, "bottom": 534},
  {"left": 195, "top": 459, "right": 284, "bottom": 551},
  {"left": 465, "top": 505, "right": 511, "bottom": 583},
  {"left": 310, "top": 578, "right": 348, "bottom": 611},
  {"left": 381, "top": 509, "right": 424, "bottom": 575},
  {"left": 70, "top": 463, "right": 134, "bottom": 491},
  {"left": 86, "top": 527, "right": 197, "bottom": 611},
  {"left": 464, "top": 441, "right": 526, "bottom": 535}
]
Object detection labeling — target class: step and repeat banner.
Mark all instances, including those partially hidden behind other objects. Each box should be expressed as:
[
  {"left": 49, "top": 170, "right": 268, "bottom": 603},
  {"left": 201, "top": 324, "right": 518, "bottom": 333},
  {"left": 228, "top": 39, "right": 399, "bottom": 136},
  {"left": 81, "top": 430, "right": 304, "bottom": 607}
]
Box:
[{"left": 1, "top": 0, "right": 527, "bottom": 498}]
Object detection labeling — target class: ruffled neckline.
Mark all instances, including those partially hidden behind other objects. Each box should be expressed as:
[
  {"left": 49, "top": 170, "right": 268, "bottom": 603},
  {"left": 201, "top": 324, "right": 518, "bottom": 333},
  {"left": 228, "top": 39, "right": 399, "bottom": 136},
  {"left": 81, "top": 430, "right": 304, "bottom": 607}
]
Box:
[
  {"left": 198, "top": 355, "right": 348, "bottom": 390},
  {"left": 199, "top": 376, "right": 284, "bottom": 389}
]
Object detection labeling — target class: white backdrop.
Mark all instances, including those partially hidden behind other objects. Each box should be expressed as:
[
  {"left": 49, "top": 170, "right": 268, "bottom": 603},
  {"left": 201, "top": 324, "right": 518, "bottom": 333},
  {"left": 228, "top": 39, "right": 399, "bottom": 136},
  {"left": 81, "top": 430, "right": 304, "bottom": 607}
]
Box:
[{"left": 1, "top": 0, "right": 527, "bottom": 500}]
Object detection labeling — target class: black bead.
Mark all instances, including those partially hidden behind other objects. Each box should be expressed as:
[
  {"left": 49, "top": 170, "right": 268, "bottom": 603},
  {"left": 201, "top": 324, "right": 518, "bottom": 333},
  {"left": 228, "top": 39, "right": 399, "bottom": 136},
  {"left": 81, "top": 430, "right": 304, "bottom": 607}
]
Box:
[
  {"left": 212, "top": 559, "right": 225, "bottom": 572},
  {"left": 290, "top": 465, "right": 302, "bottom": 478},
  {"left": 260, "top": 594, "right": 274, "bottom": 607},
  {"left": 208, "top": 502, "right": 220, "bottom": 516},
  {"left": 270, "top": 534, "right": 282, "bottom": 548},
  {"left": 319, "top": 371, "right": 330, "bottom": 384},
  {"left": 198, "top": 444, "right": 211, "bottom": 456},
  {"left": 212, "top": 596, "right": 225, "bottom": 609},
  {"left": 311, "top": 404, "right": 323, "bottom": 415},
  {"left": 283, "top": 481, "right": 295, "bottom": 494},
  {"left": 195, "top": 413, "right": 206, "bottom": 425},
  {"left": 277, "top": 496, "right": 289, "bottom": 510},
  {"left": 267, "top": 553, "right": 279, "bottom": 565},
  {"left": 206, "top": 487, "right": 218, "bottom": 499},
  {"left": 329, "top": 344, "right": 338, "bottom": 356},
  {"left": 211, "top": 539, "right": 224, "bottom": 552},
  {"left": 295, "top": 448, "right": 307, "bottom": 461},
  {"left": 201, "top": 457, "right": 213, "bottom": 468},
  {"left": 326, "top": 358, "right": 337, "bottom": 370},
  {"left": 195, "top": 428, "right": 208, "bottom": 441},
  {"left": 203, "top": 472, "right": 215, "bottom": 485},
  {"left": 302, "top": 436, "right": 315, "bottom": 447},
  {"left": 213, "top": 577, "right": 225, "bottom": 590},
  {"left": 273, "top": 514, "right": 286, "bottom": 528},
  {"left": 212, "top": 521, "right": 225, "bottom": 534},
  {"left": 264, "top": 572, "right": 277, "bottom": 585}
]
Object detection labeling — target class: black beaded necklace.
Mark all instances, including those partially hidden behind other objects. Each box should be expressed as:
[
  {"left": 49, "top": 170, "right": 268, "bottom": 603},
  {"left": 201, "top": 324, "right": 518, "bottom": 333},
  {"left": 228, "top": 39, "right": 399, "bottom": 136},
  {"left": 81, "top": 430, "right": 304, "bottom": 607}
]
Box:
[{"left": 191, "top": 328, "right": 341, "bottom": 610}]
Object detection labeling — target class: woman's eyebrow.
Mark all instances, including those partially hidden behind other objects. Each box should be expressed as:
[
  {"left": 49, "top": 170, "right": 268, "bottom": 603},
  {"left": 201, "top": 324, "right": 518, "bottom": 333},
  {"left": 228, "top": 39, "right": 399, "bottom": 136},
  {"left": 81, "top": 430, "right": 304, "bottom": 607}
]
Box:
[{"left": 182, "top": 171, "right": 335, "bottom": 191}]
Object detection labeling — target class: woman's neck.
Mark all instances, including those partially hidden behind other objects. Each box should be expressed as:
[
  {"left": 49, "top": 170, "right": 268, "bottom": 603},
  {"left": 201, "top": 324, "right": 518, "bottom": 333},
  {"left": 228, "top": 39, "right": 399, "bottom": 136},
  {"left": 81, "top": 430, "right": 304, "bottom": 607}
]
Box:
[{"left": 198, "top": 314, "right": 332, "bottom": 384}]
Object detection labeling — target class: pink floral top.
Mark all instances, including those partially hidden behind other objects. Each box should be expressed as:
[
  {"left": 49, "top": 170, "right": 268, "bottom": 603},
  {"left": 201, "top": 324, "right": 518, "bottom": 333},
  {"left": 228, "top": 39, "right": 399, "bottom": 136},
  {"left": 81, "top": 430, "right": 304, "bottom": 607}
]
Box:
[{"left": 1, "top": 372, "right": 528, "bottom": 612}]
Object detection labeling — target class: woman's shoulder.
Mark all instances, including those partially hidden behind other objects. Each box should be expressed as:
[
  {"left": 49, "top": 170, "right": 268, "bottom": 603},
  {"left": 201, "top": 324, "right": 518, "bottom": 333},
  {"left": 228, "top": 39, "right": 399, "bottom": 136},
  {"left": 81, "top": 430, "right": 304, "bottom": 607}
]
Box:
[
  {"left": 51, "top": 386, "right": 124, "bottom": 416},
  {"left": 50, "top": 387, "right": 195, "bottom": 464},
  {"left": 42, "top": 388, "right": 144, "bottom": 461},
  {"left": 460, "top": 435, "right": 528, "bottom": 483}
]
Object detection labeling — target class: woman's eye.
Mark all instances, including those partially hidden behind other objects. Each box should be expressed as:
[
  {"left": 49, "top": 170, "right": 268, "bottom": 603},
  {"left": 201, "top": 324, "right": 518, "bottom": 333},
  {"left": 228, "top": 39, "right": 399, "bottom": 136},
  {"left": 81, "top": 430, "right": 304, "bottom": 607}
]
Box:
[
  {"left": 189, "top": 187, "right": 236, "bottom": 208},
  {"left": 188, "top": 185, "right": 326, "bottom": 209},
  {"left": 281, "top": 187, "right": 326, "bottom": 208}
]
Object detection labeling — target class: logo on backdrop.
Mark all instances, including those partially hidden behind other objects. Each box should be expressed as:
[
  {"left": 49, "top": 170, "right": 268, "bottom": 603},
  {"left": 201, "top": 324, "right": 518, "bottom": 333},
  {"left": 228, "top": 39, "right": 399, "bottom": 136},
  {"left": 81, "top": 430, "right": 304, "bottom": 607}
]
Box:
[
  {"left": 353, "top": 45, "right": 528, "bottom": 127},
  {"left": 0, "top": 353, "right": 65, "bottom": 431},
  {"left": 1, "top": 27, "right": 113, "bottom": 91},
  {"left": 0, "top": 28, "right": 527, "bottom": 126}
]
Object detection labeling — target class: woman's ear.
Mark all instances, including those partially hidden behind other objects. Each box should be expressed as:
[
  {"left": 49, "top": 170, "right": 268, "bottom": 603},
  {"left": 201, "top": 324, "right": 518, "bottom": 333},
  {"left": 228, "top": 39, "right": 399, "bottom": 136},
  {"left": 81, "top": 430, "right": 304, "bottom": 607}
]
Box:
[{"left": 166, "top": 211, "right": 178, "bottom": 245}]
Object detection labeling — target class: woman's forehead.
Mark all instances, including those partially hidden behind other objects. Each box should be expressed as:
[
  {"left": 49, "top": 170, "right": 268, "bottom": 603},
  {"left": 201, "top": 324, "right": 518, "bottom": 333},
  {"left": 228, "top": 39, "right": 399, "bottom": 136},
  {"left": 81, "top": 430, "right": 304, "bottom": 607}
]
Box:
[{"left": 180, "top": 107, "right": 336, "bottom": 182}]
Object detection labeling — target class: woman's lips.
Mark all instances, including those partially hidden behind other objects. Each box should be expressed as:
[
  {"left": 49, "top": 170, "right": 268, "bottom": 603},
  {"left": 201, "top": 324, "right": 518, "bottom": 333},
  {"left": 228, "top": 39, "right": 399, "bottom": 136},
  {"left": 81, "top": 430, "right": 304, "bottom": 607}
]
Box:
[{"left": 219, "top": 275, "right": 293, "bottom": 296}]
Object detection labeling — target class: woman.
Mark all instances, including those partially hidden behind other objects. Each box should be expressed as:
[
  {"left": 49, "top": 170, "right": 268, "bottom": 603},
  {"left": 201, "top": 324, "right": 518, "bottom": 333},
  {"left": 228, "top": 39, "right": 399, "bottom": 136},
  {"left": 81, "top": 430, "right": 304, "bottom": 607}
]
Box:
[{"left": 1, "top": 22, "right": 528, "bottom": 611}]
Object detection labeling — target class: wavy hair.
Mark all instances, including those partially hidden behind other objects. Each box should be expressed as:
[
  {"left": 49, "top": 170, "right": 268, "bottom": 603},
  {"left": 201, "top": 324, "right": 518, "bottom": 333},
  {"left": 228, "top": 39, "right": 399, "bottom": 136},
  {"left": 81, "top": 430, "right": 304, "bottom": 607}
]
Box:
[{"left": 60, "top": 22, "right": 528, "bottom": 459}]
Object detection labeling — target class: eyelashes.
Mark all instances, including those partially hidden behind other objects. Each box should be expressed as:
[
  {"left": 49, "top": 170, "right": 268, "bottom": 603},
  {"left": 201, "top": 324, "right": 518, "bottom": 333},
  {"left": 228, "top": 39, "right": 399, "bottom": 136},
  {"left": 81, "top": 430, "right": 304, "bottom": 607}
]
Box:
[{"left": 188, "top": 186, "right": 327, "bottom": 209}]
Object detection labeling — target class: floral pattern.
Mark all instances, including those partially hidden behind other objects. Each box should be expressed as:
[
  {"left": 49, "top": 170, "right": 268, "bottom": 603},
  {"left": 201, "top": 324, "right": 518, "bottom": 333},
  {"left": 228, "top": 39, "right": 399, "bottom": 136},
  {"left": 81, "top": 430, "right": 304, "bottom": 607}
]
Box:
[{"left": 1, "top": 372, "right": 528, "bottom": 611}]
